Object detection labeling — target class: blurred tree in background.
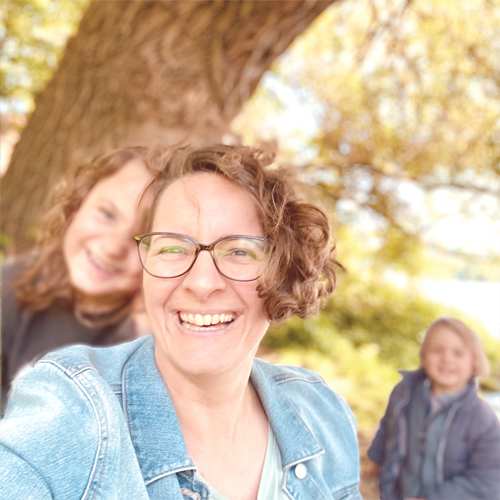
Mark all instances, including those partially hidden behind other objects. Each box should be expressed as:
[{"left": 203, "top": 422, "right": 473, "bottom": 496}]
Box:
[
  {"left": 1, "top": 0, "right": 499, "bottom": 432},
  {"left": 0, "top": 0, "right": 333, "bottom": 245}
]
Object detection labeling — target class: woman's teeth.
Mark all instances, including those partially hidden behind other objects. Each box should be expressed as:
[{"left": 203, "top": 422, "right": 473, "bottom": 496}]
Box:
[{"left": 179, "top": 312, "right": 235, "bottom": 328}]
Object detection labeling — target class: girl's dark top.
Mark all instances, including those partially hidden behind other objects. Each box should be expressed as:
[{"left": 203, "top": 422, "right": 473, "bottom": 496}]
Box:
[{"left": 1, "top": 259, "right": 136, "bottom": 413}]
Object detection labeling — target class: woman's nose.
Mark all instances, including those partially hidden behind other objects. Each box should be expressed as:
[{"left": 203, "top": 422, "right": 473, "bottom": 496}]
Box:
[{"left": 181, "top": 250, "right": 226, "bottom": 299}]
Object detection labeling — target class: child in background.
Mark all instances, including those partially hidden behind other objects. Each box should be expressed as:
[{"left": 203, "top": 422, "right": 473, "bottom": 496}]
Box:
[{"left": 365, "top": 316, "right": 500, "bottom": 500}]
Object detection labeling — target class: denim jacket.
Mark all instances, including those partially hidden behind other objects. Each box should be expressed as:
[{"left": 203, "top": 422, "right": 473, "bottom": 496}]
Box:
[{"left": 1, "top": 336, "right": 361, "bottom": 500}]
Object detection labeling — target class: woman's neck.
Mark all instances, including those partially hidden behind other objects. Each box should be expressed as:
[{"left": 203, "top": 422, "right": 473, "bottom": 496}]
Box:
[
  {"left": 157, "top": 356, "right": 269, "bottom": 499},
  {"left": 155, "top": 350, "right": 269, "bottom": 446}
]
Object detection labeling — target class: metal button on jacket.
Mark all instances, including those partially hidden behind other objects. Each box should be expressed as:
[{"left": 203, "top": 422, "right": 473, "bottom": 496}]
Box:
[{"left": 295, "top": 463, "right": 307, "bottom": 479}]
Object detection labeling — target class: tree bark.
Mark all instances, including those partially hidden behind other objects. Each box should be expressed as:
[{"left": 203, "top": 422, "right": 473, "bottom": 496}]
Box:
[{"left": 1, "top": 0, "right": 334, "bottom": 246}]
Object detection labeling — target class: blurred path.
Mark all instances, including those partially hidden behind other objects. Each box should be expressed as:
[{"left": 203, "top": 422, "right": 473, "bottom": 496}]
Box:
[{"left": 358, "top": 431, "right": 380, "bottom": 500}]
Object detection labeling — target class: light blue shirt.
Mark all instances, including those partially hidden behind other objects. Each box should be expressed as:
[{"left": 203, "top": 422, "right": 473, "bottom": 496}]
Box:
[{"left": 1, "top": 336, "right": 361, "bottom": 500}]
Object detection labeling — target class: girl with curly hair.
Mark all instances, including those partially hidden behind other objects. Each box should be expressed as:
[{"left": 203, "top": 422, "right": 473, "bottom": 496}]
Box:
[{"left": 1, "top": 147, "right": 157, "bottom": 411}]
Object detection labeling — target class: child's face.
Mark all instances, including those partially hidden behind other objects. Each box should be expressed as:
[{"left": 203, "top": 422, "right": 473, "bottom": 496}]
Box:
[{"left": 422, "top": 325, "right": 474, "bottom": 395}]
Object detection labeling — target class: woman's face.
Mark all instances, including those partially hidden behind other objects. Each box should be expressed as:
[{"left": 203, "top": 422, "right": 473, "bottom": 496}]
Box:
[
  {"left": 63, "top": 159, "right": 154, "bottom": 298},
  {"left": 422, "top": 325, "right": 474, "bottom": 395},
  {"left": 144, "top": 173, "right": 270, "bottom": 378}
]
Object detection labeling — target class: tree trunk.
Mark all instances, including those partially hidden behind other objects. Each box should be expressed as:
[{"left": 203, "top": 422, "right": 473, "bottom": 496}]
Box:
[{"left": 1, "top": 0, "right": 334, "bottom": 247}]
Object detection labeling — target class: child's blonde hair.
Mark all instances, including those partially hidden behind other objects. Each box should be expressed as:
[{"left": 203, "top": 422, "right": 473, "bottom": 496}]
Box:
[{"left": 419, "top": 316, "right": 489, "bottom": 377}]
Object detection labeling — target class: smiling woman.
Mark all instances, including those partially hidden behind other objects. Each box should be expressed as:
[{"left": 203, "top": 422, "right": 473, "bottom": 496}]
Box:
[
  {"left": 1, "top": 147, "right": 158, "bottom": 412},
  {"left": 0, "top": 145, "right": 362, "bottom": 500}
]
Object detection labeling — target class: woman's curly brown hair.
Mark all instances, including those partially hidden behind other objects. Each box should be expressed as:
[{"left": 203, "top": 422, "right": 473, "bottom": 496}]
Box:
[
  {"left": 147, "top": 144, "right": 339, "bottom": 323},
  {"left": 14, "top": 147, "right": 156, "bottom": 327}
]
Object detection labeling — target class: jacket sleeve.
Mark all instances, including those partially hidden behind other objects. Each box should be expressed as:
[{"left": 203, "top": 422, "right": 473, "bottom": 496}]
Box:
[
  {"left": 0, "top": 447, "right": 54, "bottom": 500},
  {"left": 0, "top": 361, "right": 100, "bottom": 500},
  {"left": 426, "top": 402, "right": 500, "bottom": 500},
  {"left": 367, "top": 381, "right": 403, "bottom": 465}
]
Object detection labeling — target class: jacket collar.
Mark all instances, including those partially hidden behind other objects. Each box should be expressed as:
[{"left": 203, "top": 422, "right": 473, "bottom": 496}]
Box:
[
  {"left": 122, "top": 336, "right": 195, "bottom": 483},
  {"left": 251, "top": 358, "right": 324, "bottom": 469},
  {"left": 122, "top": 337, "right": 323, "bottom": 482}
]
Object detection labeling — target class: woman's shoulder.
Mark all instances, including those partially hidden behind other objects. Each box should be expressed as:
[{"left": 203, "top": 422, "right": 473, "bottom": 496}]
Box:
[
  {"left": 252, "top": 359, "right": 360, "bottom": 494},
  {"left": 1, "top": 337, "right": 150, "bottom": 499},
  {"left": 37, "top": 335, "right": 153, "bottom": 382},
  {"left": 1, "top": 257, "right": 31, "bottom": 351},
  {"left": 4, "top": 336, "right": 152, "bottom": 415},
  {"left": 252, "top": 358, "right": 357, "bottom": 433},
  {"left": 1, "top": 256, "right": 26, "bottom": 302}
]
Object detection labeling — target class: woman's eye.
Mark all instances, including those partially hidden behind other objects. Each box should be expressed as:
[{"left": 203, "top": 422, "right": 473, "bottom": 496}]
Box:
[
  {"left": 159, "top": 247, "right": 184, "bottom": 254},
  {"left": 229, "top": 249, "right": 256, "bottom": 259}
]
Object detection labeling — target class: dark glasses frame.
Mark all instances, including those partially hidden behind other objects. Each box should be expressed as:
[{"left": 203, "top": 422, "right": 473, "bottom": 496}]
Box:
[{"left": 134, "top": 232, "right": 272, "bottom": 282}]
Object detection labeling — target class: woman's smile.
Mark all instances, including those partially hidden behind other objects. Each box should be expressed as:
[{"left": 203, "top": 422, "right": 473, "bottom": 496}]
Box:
[{"left": 179, "top": 311, "right": 236, "bottom": 330}]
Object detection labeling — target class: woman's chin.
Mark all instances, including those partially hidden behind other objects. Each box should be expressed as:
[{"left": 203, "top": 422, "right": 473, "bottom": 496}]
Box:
[{"left": 155, "top": 339, "right": 249, "bottom": 379}]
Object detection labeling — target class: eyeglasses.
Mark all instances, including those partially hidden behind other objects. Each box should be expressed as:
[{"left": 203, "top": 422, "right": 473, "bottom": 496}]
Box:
[{"left": 134, "top": 232, "right": 272, "bottom": 282}]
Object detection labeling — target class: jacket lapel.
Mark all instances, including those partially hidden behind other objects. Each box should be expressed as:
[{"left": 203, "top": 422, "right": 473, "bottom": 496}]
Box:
[
  {"left": 122, "top": 337, "right": 195, "bottom": 487},
  {"left": 251, "top": 358, "right": 324, "bottom": 468}
]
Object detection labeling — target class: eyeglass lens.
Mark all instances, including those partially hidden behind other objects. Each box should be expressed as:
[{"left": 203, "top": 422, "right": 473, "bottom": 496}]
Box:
[{"left": 138, "top": 234, "right": 269, "bottom": 281}]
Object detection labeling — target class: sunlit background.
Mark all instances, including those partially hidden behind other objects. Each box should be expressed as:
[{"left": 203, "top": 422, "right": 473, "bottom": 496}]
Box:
[{"left": 1, "top": 2, "right": 499, "bottom": 496}]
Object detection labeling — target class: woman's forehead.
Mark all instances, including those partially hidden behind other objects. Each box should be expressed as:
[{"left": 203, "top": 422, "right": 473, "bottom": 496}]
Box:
[{"left": 152, "top": 173, "right": 262, "bottom": 234}]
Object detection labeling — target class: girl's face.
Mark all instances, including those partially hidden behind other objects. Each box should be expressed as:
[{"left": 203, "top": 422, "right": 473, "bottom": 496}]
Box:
[
  {"left": 422, "top": 325, "right": 474, "bottom": 395},
  {"left": 63, "top": 159, "right": 154, "bottom": 298},
  {"left": 143, "top": 173, "right": 270, "bottom": 378}
]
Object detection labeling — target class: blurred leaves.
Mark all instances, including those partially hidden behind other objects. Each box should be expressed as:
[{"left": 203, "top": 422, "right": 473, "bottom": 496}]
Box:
[
  {"left": 235, "top": 0, "right": 500, "bottom": 262},
  {"left": 0, "top": 0, "right": 88, "bottom": 111}
]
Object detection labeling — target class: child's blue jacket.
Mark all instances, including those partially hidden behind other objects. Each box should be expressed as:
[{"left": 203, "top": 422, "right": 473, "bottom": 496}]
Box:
[
  {"left": 368, "top": 368, "right": 500, "bottom": 500},
  {"left": 1, "top": 335, "right": 361, "bottom": 500}
]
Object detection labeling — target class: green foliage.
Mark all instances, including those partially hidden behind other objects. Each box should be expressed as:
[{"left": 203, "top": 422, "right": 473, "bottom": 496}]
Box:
[
  {"left": 264, "top": 267, "right": 441, "bottom": 371},
  {"left": 420, "top": 248, "right": 500, "bottom": 281},
  {"left": 0, "top": 0, "right": 88, "bottom": 111},
  {"left": 237, "top": 2, "right": 500, "bottom": 431},
  {"left": 234, "top": 0, "right": 500, "bottom": 262}
]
